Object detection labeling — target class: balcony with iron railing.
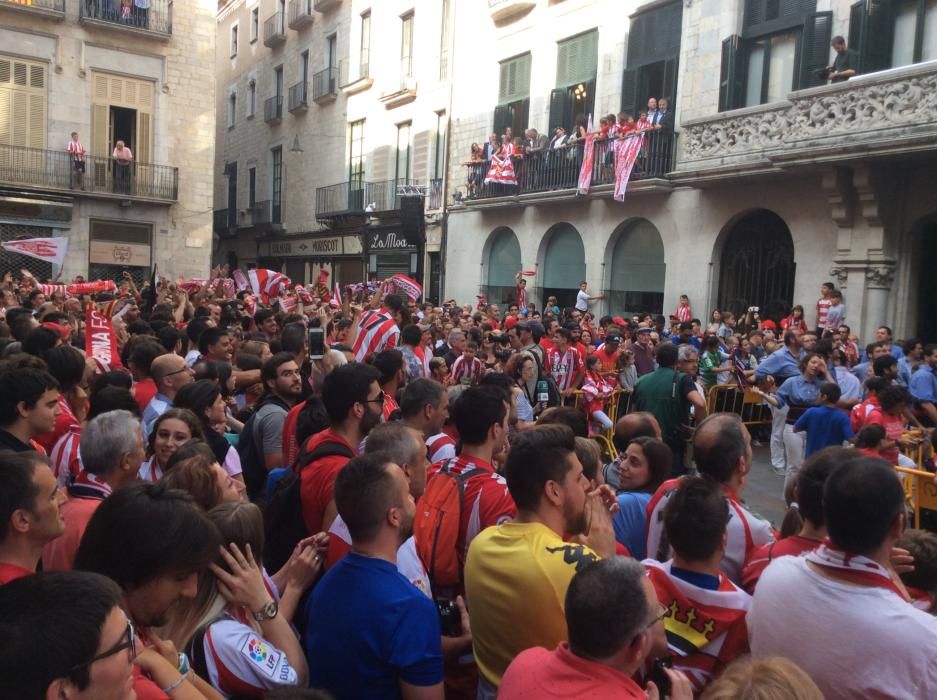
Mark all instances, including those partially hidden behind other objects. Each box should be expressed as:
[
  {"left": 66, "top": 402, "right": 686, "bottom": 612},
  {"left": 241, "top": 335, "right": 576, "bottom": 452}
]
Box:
[
  {"left": 0, "top": 143, "right": 178, "bottom": 202},
  {"left": 287, "top": 82, "right": 308, "bottom": 113},
  {"left": 214, "top": 208, "right": 237, "bottom": 237},
  {"left": 263, "top": 12, "right": 286, "bottom": 47},
  {"left": 460, "top": 132, "right": 675, "bottom": 204},
  {"left": 312, "top": 67, "right": 338, "bottom": 103},
  {"left": 674, "top": 60, "right": 937, "bottom": 183},
  {"left": 244, "top": 199, "right": 281, "bottom": 230},
  {"left": 316, "top": 178, "right": 428, "bottom": 220},
  {"left": 313, "top": 0, "right": 339, "bottom": 11},
  {"left": 0, "top": 0, "right": 64, "bottom": 20},
  {"left": 287, "top": 0, "right": 313, "bottom": 29},
  {"left": 79, "top": 0, "right": 172, "bottom": 38},
  {"left": 264, "top": 96, "right": 283, "bottom": 125},
  {"left": 338, "top": 59, "right": 372, "bottom": 94}
]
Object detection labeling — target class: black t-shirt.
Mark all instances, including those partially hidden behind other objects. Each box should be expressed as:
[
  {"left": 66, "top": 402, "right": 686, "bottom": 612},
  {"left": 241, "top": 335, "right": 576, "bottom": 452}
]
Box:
[
  {"left": 0, "top": 429, "right": 35, "bottom": 452},
  {"left": 832, "top": 49, "right": 858, "bottom": 82}
]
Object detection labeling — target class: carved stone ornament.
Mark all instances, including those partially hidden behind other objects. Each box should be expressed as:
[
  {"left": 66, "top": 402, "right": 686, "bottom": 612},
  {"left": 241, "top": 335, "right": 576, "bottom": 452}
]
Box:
[
  {"left": 865, "top": 265, "right": 895, "bottom": 288},
  {"left": 828, "top": 266, "right": 848, "bottom": 288},
  {"left": 681, "top": 69, "right": 937, "bottom": 162}
]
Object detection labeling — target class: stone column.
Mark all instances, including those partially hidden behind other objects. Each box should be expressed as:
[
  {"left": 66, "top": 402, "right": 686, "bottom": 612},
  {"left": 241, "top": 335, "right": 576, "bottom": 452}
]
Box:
[{"left": 862, "top": 264, "right": 896, "bottom": 338}]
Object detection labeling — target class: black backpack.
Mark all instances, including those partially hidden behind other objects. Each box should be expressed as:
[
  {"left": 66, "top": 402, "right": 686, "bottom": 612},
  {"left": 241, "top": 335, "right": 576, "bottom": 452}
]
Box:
[
  {"left": 237, "top": 395, "right": 290, "bottom": 502},
  {"left": 261, "top": 440, "right": 355, "bottom": 574}
]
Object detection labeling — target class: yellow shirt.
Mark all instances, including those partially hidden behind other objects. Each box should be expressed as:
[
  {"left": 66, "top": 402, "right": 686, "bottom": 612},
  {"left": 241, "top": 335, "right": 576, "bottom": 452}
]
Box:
[{"left": 463, "top": 520, "right": 599, "bottom": 686}]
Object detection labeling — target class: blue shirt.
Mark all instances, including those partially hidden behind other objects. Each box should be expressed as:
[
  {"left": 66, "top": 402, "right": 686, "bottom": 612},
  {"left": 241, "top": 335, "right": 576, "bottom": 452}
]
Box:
[
  {"left": 898, "top": 357, "right": 915, "bottom": 387},
  {"left": 794, "top": 405, "right": 854, "bottom": 457},
  {"left": 142, "top": 392, "right": 172, "bottom": 438},
  {"left": 755, "top": 347, "right": 801, "bottom": 382},
  {"left": 851, "top": 361, "right": 871, "bottom": 383},
  {"left": 305, "top": 552, "right": 442, "bottom": 700},
  {"left": 910, "top": 365, "right": 937, "bottom": 403},
  {"left": 613, "top": 491, "right": 652, "bottom": 560},
  {"left": 776, "top": 375, "right": 824, "bottom": 409}
]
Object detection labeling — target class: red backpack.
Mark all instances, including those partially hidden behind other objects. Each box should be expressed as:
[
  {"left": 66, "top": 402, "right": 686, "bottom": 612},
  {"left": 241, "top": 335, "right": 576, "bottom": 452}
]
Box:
[{"left": 414, "top": 460, "right": 485, "bottom": 591}]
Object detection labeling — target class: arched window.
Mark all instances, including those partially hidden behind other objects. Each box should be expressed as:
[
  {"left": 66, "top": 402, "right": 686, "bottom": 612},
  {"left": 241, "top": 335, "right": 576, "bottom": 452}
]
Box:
[
  {"left": 542, "top": 223, "right": 586, "bottom": 309},
  {"left": 608, "top": 219, "right": 665, "bottom": 316},
  {"left": 485, "top": 227, "right": 522, "bottom": 306},
  {"left": 717, "top": 210, "right": 795, "bottom": 321}
]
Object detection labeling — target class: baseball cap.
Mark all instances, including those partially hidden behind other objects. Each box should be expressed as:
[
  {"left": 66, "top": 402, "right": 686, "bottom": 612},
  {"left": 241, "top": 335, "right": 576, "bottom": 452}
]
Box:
[
  {"left": 612, "top": 316, "right": 627, "bottom": 327},
  {"left": 636, "top": 327, "right": 652, "bottom": 335},
  {"left": 606, "top": 333, "right": 622, "bottom": 343}
]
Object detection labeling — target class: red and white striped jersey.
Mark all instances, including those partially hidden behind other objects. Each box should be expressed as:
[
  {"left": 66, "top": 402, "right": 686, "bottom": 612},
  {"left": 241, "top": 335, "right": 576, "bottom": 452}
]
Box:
[
  {"left": 545, "top": 346, "right": 583, "bottom": 391},
  {"left": 450, "top": 355, "right": 483, "bottom": 386},
  {"left": 50, "top": 426, "right": 82, "bottom": 488},
  {"left": 675, "top": 304, "right": 692, "bottom": 323},
  {"left": 816, "top": 297, "right": 832, "bottom": 330},
  {"left": 426, "top": 432, "right": 456, "bottom": 464},
  {"left": 198, "top": 612, "right": 300, "bottom": 697},
  {"left": 382, "top": 393, "right": 399, "bottom": 422},
  {"left": 352, "top": 309, "right": 400, "bottom": 362},
  {"left": 137, "top": 455, "right": 163, "bottom": 482}
]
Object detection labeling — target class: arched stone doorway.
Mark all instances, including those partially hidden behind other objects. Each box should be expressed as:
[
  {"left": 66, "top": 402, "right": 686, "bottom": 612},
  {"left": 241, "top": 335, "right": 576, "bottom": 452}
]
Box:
[
  {"left": 540, "top": 222, "right": 586, "bottom": 310},
  {"left": 606, "top": 218, "right": 665, "bottom": 317},
  {"left": 909, "top": 213, "right": 937, "bottom": 342},
  {"left": 716, "top": 210, "right": 795, "bottom": 323},
  {"left": 484, "top": 227, "right": 522, "bottom": 306}
]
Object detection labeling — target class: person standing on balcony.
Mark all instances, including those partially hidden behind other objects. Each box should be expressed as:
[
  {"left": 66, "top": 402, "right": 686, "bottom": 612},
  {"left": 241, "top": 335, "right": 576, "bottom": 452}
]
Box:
[
  {"left": 656, "top": 99, "right": 674, "bottom": 133},
  {"left": 66, "top": 132, "right": 85, "bottom": 190},
  {"left": 826, "top": 36, "right": 858, "bottom": 83},
  {"left": 112, "top": 140, "right": 133, "bottom": 195},
  {"left": 645, "top": 97, "right": 659, "bottom": 125}
]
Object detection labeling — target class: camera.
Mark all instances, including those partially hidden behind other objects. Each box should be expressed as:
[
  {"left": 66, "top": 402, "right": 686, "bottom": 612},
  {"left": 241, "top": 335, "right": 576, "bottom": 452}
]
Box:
[{"left": 435, "top": 598, "right": 461, "bottom": 637}]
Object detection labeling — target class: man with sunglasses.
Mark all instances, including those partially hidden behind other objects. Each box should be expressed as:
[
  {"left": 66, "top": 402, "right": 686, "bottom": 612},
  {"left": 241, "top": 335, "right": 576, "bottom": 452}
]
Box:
[
  {"left": 499, "top": 558, "right": 690, "bottom": 699},
  {"left": 300, "top": 362, "right": 383, "bottom": 535}
]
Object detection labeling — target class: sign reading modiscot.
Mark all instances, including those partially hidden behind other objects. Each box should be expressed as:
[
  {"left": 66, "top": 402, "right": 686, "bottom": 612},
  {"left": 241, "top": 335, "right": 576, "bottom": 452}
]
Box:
[{"left": 258, "top": 235, "right": 363, "bottom": 258}]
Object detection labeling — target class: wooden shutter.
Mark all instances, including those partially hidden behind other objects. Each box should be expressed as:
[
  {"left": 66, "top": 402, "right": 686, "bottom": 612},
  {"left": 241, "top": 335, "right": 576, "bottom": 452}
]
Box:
[
  {"left": 627, "top": 14, "right": 646, "bottom": 66},
  {"left": 557, "top": 30, "right": 598, "bottom": 87},
  {"left": 493, "top": 104, "right": 512, "bottom": 135},
  {"left": 621, "top": 67, "right": 638, "bottom": 114},
  {"left": 719, "top": 35, "right": 742, "bottom": 111},
  {"left": 862, "top": 0, "right": 893, "bottom": 73},
  {"left": 0, "top": 57, "right": 46, "bottom": 149},
  {"left": 499, "top": 53, "right": 531, "bottom": 104},
  {"left": 548, "top": 87, "right": 570, "bottom": 131},
  {"left": 799, "top": 11, "right": 833, "bottom": 88},
  {"left": 848, "top": 1, "right": 867, "bottom": 72},
  {"left": 136, "top": 110, "right": 152, "bottom": 163},
  {"left": 662, "top": 57, "right": 678, "bottom": 103},
  {"left": 515, "top": 98, "right": 530, "bottom": 136},
  {"left": 92, "top": 103, "right": 109, "bottom": 186}
]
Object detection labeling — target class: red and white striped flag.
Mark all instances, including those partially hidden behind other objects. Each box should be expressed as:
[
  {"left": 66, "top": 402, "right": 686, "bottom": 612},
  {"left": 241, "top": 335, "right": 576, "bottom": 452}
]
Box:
[
  {"left": 248, "top": 268, "right": 291, "bottom": 305},
  {"left": 390, "top": 274, "right": 422, "bottom": 302},
  {"left": 330, "top": 283, "right": 342, "bottom": 308},
  {"left": 2, "top": 237, "right": 68, "bottom": 266}
]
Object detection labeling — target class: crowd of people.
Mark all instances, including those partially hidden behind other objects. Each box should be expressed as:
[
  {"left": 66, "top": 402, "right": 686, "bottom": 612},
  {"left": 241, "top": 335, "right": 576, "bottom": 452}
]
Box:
[
  {"left": 463, "top": 96, "right": 675, "bottom": 198},
  {"left": 1, "top": 263, "right": 937, "bottom": 699}
]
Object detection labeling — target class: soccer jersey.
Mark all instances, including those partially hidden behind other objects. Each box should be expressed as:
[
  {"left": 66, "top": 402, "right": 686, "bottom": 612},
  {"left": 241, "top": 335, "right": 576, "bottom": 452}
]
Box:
[
  {"left": 644, "top": 560, "right": 751, "bottom": 693},
  {"left": 426, "top": 432, "right": 456, "bottom": 464},
  {"left": 465, "top": 521, "right": 599, "bottom": 687},
  {"left": 50, "top": 425, "right": 82, "bottom": 488},
  {"left": 450, "top": 355, "right": 483, "bottom": 386},
  {"left": 740, "top": 534, "right": 820, "bottom": 594},
  {"left": 646, "top": 479, "right": 776, "bottom": 585},
  {"left": 198, "top": 611, "right": 300, "bottom": 697},
  {"left": 545, "top": 346, "right": 583, "bottom": 391},
  {"left": 352, "top": 309, "right": 399, "bottom": 362}
]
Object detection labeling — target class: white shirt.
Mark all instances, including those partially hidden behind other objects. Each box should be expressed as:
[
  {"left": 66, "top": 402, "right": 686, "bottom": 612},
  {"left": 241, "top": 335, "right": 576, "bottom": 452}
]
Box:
[
  {"left": 750, "top": 555, "right": 937, "bottom": 699},
  {"left": 575, "top": 289, "right": 590, "bottom": 312}
]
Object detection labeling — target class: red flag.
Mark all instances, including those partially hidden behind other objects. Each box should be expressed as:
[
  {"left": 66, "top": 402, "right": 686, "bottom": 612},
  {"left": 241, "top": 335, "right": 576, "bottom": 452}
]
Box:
[
  {"left": 330, "top": 283, "right": 342, "bottom": 308},
  {"left": 85, "top": 306, "right": 124, "bottom": 372},
  {"left": 390, "top": 274, "right": 423, "bottom": 302},
  {"left": 248, "top": 269, "right": 291, "bottom": 305}
]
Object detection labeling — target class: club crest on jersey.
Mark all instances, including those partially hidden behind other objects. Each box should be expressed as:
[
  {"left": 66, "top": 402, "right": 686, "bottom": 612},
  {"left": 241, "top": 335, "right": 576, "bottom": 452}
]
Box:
[
  {"left": 664, "top": 600, "right": 717, "bottom": 654},
  {"left": 241, "top": 636, "right": 281, "bottom": 677}
]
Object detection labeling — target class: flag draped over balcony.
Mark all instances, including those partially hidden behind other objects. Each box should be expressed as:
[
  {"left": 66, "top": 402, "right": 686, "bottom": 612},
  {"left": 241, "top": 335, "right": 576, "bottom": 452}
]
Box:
[
  {"left": 577, "top": 115, "right": 595, "bottom": 195},
  {"left": 614, "top": 131, "right": 644, "bottom": 202}
]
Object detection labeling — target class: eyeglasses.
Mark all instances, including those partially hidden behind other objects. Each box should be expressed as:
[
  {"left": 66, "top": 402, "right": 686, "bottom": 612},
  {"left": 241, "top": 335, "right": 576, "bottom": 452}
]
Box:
[
  {"left": 163, "top": 367, "right": 190, "bottom": 378},
  {"left": 71, "top": 619, "right": 136, "bottom": 673},
  {"left": 363, "top": 391, "right": 385, "bottom": 406},
  {"left": 647, "top": 603, "right": 668, "bottom": 629}
]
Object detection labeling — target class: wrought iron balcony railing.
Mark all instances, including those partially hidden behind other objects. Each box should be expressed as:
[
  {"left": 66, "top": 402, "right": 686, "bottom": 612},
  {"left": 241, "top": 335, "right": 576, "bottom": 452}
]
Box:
[
  {"left": 287, "top": 0, "right": 313, "bottom": 29},
  {"left": 264, "top": 96, "right": 283, "bottom": 124},
  {"left": 79, "top": 0, "right": 172, "bottom": 36},
  {"left": 0, "top": 0, "right": 65, "bottom": 18},
  {"left": 0, "top": 143, "right": 178, "bottom": 201},
  {"left": 287, "top": 81, "right": 308, "bottom": 113},
  {"left": 263, "top": 12, "right": 286, "bottom": 47},
  {"left": 312, "top": 67, "right": 338, "bottom": 102}
]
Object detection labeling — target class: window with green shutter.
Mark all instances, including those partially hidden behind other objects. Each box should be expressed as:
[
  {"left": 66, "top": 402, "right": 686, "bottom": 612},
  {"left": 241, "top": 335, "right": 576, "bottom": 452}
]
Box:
[
  {"left": 498, "top": 53, "right": 531, "bottom": 104},
  {"left": 556, "top": 30, "right": 598, "bottom": 88}
]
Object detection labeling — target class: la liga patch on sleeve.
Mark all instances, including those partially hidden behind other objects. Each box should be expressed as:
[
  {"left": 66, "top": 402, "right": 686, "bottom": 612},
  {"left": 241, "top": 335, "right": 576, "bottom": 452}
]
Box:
[{"left": 240, "top": 636, "right": 281, "bottom": 678}]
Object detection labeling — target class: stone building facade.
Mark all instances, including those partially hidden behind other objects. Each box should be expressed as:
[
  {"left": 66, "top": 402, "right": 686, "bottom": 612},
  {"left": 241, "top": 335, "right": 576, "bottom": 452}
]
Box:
[
  {"left": 213, "top": 0, "right": 453, "bottom": 299},
  {"left": 0, "top": 0, "right": 215, "bottom": 283},
  {"left": 443, "top": 0, "right": 937, "bottom": 344}
]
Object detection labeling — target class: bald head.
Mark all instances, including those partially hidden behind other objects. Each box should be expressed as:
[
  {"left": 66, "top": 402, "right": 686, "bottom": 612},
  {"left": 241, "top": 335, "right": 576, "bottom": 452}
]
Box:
[
  {"left": 691, "top": 413, "right": 751, "bottom": 484},
  {"left": 151, "top": 353, "right": 192, "bottom": 398},
  {"left": 613, "top": 412, "right": 662, "bottom": 452}
]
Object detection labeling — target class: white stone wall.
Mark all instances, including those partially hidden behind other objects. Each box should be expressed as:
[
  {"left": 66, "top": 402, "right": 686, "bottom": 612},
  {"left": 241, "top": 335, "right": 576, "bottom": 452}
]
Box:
[{"left": 0, "top": 0, "right": 216, "bottom": 281}]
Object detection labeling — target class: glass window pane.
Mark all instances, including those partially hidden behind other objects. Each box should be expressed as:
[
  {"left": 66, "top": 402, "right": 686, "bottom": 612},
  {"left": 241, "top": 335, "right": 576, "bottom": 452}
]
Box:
[
  {"left": 892, "top": 4, "right": 917, "bottom": 68},
  {"left": 745, "top": 42, "right": 766, "bottom": 107},
  {"left": 923, "top": 0, "right": 937, "bottom": 62},
  {"left": 766, "top": 32, "right": 796, "bottom": 102},
  {"left": 396, "top": 123, "right": 411, "bottom": 181}
]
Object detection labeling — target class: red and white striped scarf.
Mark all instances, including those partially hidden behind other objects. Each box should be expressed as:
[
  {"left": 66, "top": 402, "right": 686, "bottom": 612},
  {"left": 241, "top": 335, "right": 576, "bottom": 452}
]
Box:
[{"left": 806, "top": 542, "right": 908, "bottom": 600}]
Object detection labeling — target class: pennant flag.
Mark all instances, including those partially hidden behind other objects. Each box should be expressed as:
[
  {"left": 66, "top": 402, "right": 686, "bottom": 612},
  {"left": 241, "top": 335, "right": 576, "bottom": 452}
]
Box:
[
  {"left": 232, "top": 268, "right": 250, "bottom": 291},
  {"left": 390, "top": 274, "right": 423, "bottom": 302},
  {"left": 248, "top": 268, "right": 291, "bottom": 305},
  {"left": 330, "top": 283, "right": 342, "bottom": 308},
  {"left": 86, "top": 305, "right": 124, "bottom": 372},
  {"left": 2, "top": 237, "right": 68, "bottom": 266}
]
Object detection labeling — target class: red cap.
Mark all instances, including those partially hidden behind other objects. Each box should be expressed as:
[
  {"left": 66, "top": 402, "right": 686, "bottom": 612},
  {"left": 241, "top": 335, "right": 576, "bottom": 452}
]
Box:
[
  {"left": 41, "top": 322, "right": 71, "bottom": 341},
  {"left": 760, "top": 320, "right": 777, "bottom": 331},
  {"left": 612, "top": 316, "right": 627, "bottom": 327},
  {"left": 503, "top": 315, "right": 518, "bottom": 330}
]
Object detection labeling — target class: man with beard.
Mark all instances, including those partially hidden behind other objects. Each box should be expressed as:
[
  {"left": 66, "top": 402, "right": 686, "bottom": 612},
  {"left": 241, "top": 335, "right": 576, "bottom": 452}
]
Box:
[
  {"left": 73, "top": 481, "right": 221, "bottom": 699},
  {"left": 305, "top": 452, "right": 443, "bottom": 700},
  {"left": 300, "top": 362, "right": 383, "bottom": 534},
  {"left": 464, "top": 424, "right": 617, "bottom": 698}
]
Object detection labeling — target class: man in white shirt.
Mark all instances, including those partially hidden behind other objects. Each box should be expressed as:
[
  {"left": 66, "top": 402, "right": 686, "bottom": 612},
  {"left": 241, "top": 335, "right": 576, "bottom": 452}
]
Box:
[
  {"left": 575, "top": 281, "right": 604, "bottom": 314},
  {"left": 749, "top": 453, "right": 937, "bottom": 699}
]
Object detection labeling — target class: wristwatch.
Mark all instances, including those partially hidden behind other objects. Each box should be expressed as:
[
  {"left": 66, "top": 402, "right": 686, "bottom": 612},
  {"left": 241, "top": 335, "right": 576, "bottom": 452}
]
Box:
[{"left": 252, "top": 600, "right": 279, "bottom": 622}]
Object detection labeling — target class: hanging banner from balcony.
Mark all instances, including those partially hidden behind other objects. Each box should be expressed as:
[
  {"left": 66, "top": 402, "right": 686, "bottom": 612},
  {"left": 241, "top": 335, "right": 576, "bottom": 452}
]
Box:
[
  {"left": 2, "top": 237, "right": 68, "bottom": 266},
  {"left": 614, "top": 131, "right": 645, "bottom": 202},
  {"left": 577, "top": 115, "right": 595, "bottom": 195}
]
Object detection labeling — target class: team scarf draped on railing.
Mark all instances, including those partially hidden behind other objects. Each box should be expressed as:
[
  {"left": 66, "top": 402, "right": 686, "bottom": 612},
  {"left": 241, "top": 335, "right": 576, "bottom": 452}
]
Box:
[{"left": 614, "top": 127, "right": 646, "bottom": 202}]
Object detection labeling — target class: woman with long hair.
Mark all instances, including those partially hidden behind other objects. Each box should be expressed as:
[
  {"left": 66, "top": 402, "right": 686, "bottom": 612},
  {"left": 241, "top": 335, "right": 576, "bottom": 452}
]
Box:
[
  {"left": 611, "top": 437, "right": 672, "bottom": 558},
  {"left": 139, "top": 408, "right": 204, "bottom": 481},
  {"left": 174, "top": 379, "right": 244, "bottom": 483},
  {"left": 163, "top": 502, "right": 322, "bottom": 697},
  {"left": 162, "top": 440, "right": 246, "bottom": 509},
  {"left": 781, "top": 304, "right": 809, "bottom": 334},
  {"left": 194, "top": 359, "right": 243, "bottom": 433},
  {"left": 505, "top": 353, "right": 542, "bottom": 428}
]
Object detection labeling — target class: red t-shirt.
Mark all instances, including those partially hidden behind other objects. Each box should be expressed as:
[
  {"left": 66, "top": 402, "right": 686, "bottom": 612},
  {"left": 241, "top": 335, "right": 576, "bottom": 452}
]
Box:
[
  {"left": 299, "top": 429, "right": 357, "bottom": 535},
  {"left": 865, "top": 408, "right": 904, "bottom": 464},
  {"left": 740, "top": 534, "right": 821, "bottom": 594},
  {"left": 499, "top": 644, "right": 644, "bottom": 700},
  {"left": 0, "top": 561, "right": 32, "bottom": 584},
  {"left": 593, "top": 345, "right": 620, "bottom": 376}
]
